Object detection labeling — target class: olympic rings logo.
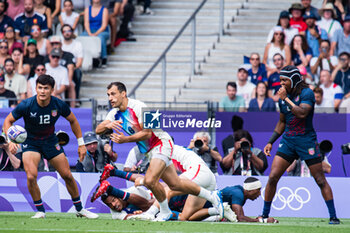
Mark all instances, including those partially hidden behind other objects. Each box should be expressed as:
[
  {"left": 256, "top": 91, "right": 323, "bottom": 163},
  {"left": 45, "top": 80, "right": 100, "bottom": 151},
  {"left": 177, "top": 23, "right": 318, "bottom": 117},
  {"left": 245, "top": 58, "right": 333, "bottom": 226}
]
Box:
[{"left": 262, "top": 187, "right": 311, "bottom": 211}]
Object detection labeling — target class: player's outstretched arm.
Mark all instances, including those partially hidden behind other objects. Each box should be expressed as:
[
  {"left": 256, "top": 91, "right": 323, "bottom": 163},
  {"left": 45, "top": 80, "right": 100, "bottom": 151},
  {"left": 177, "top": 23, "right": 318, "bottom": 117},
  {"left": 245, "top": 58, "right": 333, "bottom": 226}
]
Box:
[
  {"left": 65, "top": 112, "right": 87, "bottom": 160},
  {"left": 95, "top": 120, "right": 121, "bottom": 135},
  {"left": 111, "top": 128, "right": 152, "bottom": 144},
  {"left": 265, "top": 113, "right": 286, "bottom": 156},
  {"left": 231, "top": 204, "right": 259, "bottom": 222}
]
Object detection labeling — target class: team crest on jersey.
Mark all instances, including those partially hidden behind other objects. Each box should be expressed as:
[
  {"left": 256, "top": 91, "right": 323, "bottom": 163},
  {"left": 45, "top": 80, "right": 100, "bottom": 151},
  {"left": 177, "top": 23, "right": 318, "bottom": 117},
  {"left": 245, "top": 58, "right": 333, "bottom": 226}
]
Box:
[
  {"left": 51, "top": 110, "right": 57, "bottom": 117},
  {"left": 308, "top": 148, "right": 315, "bottom": 155},
  {"left": 33, "top": 18, "right": 38, "bottom": 24},
  {"left": 55, "top": 143, "right": 61, "bottom": 151},
  {"left": 294, "top": 96, "right": 300, "bottom": 102}
]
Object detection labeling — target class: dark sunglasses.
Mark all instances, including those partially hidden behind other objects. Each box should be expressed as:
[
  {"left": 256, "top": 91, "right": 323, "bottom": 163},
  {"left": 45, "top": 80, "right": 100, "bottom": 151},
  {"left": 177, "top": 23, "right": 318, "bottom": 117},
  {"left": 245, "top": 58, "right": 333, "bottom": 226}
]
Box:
[
  {"left": 0, "top": 46, "right": 8, "bottom": 49},
  {"left": 36, "top": 68, "right": 45, "bottom": 72},
  {"left": 273, "top": 58, "right": 282, "bottom": 62},
  {"left": 63, "top": 30, "right": 72, "bottom": 33},
  {"left": 250, "top": 57, "right": 259, "bottom": 61},
  {"left": 51, "top": 56, "right": 60, "bottom": 59}
]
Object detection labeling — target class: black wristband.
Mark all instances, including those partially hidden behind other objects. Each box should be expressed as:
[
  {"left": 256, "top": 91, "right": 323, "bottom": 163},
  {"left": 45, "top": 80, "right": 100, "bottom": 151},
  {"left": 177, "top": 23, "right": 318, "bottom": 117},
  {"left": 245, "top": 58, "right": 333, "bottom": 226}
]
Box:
[{"left": 268, "top": 131, "right": 281, "bottom": 144}]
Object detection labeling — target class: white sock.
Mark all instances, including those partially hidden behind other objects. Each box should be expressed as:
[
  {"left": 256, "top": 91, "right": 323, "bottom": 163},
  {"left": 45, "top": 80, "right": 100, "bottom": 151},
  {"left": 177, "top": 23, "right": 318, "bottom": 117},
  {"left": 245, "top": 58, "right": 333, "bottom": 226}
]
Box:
[
  {"left": 203, "top": 216, "right": 220, "bottom": 222},
  {"left": 145, "top": 205, "right": 159, "bottom": 216},
  {"left": 198, "top": 188, "right": 213, "bottom": 203},
  {"left": 158, "top": 199, "right": 171, "bottom": 213},
  {"left": 208, "top": 207, "right": 219, "bottom": 216}
]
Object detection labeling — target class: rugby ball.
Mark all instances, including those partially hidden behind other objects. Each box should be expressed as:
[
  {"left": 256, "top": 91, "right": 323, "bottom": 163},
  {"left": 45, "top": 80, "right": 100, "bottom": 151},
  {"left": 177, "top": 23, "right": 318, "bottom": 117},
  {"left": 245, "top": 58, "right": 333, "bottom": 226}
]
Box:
[{"left": 7, "top": 125, "right": 27, "bottom": 144}]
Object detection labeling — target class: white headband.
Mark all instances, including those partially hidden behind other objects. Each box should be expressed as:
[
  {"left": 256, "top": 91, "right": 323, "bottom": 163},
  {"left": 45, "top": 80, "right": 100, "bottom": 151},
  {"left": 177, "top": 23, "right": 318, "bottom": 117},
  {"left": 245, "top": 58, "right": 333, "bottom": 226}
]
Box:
[{"left": 243, "top": 180, "right": 262, "bottom": 191}]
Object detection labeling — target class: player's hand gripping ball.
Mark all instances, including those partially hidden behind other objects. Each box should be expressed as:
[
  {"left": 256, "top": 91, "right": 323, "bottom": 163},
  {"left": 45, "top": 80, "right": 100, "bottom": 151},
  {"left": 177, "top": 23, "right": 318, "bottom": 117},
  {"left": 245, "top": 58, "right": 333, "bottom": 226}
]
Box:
[{"left": 7, "top": 125, "right": 27, "bottom": 144}]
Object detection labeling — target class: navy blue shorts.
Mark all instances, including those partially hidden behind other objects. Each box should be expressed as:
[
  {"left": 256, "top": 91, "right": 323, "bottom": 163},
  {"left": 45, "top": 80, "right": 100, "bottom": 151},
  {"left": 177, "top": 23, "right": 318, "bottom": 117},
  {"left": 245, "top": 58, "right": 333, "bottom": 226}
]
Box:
[
  {"left": 169, "top": 195, "right": 188, "bottom": 212},
  {"left": 276, "top": 134, "right": 322, "bottom": 164},
  {"left": 22, "top": 137, "right": 64, "bottom": 160}
]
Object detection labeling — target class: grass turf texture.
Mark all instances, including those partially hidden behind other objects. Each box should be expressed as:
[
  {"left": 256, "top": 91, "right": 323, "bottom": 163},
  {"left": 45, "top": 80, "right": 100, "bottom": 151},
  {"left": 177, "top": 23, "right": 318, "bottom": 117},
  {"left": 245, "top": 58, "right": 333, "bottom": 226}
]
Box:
[{"left": 0, "top": 212, "right": 349, "bottom": 233}]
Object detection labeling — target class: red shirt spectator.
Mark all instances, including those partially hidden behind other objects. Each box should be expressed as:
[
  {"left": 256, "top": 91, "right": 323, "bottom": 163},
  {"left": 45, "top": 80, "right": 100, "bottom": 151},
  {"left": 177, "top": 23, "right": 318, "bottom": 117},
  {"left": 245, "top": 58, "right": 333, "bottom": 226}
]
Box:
[{"left": 289, "top": 3, "right": 307, "bottom": 32}]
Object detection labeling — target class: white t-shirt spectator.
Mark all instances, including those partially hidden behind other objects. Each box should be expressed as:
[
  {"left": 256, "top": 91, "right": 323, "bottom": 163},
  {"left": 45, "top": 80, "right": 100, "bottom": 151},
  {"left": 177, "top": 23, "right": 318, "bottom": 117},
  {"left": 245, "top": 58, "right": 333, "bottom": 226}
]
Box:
[
  {"left": 320, "top": 83, "right": 343, "bottom": 107},
  {"left": 4, "top": 73, "right": 27, "bottom": 99},
  {"left": 62, "top": 40, "right": 83, "bottom": 61},
  {"left": 60, "top": 11, "right": 80, "bottom": 35},
  {"left": 237, "top": 81, "right": 256, "bottom": 107},
  {"left": 309, "top": 56, "right": 338, "bottom": 83},
  {"left": 45, "top": 64, "right": 69, "bottom": 99},
  {"left": 317, "top": 18, "right": 342, "bottom": 41},
  {"left": 266, "top": 27, "right": 299, "bottom": 45}
]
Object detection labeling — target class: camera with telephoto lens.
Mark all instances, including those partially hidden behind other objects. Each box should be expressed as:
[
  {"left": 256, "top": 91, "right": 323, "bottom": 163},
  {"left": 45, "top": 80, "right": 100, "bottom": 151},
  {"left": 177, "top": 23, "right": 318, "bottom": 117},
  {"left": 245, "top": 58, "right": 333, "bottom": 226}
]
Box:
[
  {"left": 194, "top": 139, "right": 204, "bottom": 149},
  {"left": 56, "top": 130, "right": 70, "bottom": 146},
  {"left": 342, "top": 143, "right": 350, "bottom": 154},
  {"left": 100, "top": 129, "right": 113, "bottom": 146},
  {"left": 240, "top": 141, "right": 250, "bottom": 151}
]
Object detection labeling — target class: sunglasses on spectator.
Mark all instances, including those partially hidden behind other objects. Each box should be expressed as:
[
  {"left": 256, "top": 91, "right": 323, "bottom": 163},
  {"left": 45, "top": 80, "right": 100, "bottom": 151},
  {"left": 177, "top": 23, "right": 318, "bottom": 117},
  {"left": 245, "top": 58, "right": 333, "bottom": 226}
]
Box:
[
  {"left": 0, "top": 46, "right": 8, "bottom": 49},
  {"left": 51, "top": 56, "right": 60, "bottom": 59},
  {"left": 273, "top": 58, "right": 282, "bottom": 62},
  {"left": 63, "top": 30, "right": 72, "bottom": 33},
  {"left": 0, "top": 39, "right": 7, "bottom": 43},
  {"left": 250, "top": 57, "right": 259, "bottom": 61},
  {"left": 274, "top": 33, "right": 283, "bottom": 36},
  {"left": 6, "top": 29, "right": 13, "bottom": 33},
  {"left": 31, "top": 28, "right": 41, "bottom": 33},
  {"left": 339, "top": 58, "right": 348, "bottom": 62},
  {"left": 36, "top": 68, "right": 45, "bottom": 72}
]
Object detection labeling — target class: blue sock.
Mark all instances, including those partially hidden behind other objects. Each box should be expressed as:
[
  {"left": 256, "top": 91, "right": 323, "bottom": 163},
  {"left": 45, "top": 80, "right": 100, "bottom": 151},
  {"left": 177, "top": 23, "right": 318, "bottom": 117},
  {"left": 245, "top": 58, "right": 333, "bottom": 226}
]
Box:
[
  {"left": 170, "top": 211, "right": 180, "bottom": 220},
  {"left": 262, "top": 201, "right": 272, "bottom": 218},
  {"left": 72, "top": 196, "right": 83, "bottom": 212},
  {"left": 34, "top": 199, "right": 45, "bottom": 212},
  {"left": 107, "top": 186, "right": 130, "bottom": 201},
  {"left": 325, "top": 199, "right": 336, "bottom": 218},
  {"left": 111, "top": 169, "right": 133, "bottom": 181}
]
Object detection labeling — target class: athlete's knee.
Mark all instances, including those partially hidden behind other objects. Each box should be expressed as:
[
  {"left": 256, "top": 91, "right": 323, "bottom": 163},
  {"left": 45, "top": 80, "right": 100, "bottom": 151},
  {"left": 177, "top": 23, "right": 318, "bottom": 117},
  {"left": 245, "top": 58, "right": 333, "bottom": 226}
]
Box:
[
  {"left": 27, "top": 174, "right": 37, "bottom": 186},
  {"left": 267, "top": 173, "right": 280, "bottom": 187},
  {"left": 314, "top": 175, "right": 327, "bottom": 189},
  {"left": 60, "top": 172, "right": 74, "bottom": 182},
  {"left": 143, "top": 176, "right": 157, "bottom": 190}
]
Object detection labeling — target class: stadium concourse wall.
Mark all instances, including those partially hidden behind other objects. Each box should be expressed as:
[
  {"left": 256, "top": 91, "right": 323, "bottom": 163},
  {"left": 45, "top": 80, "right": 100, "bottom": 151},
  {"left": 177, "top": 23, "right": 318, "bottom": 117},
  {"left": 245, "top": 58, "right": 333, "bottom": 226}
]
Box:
[{"left": 0, "top": 172, "right": 349, "bottom": 218}]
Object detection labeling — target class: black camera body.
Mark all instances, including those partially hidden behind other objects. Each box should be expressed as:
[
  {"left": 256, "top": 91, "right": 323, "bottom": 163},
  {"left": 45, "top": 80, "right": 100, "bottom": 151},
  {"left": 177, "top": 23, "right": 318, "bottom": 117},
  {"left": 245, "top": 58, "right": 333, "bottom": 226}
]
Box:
[
  {"left": 194, "top": 139, "right": 204, "bottom": 148},
  {"left": 342, "top": 143, "right": 350, "bottom": 154},
  {"left": 240, "top": 141, "right": 250, "bottom": 151}
]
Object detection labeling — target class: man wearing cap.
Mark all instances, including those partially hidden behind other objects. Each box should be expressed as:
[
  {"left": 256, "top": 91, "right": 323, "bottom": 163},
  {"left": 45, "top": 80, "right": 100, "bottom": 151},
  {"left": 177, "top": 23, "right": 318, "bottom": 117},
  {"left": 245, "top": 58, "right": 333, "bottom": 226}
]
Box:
[
  {"left": 262, "top": 65, "right": 340, "bottom": 225},
  {"left": 4, "top": 57, "right": 26, "bottom": 103},
  {"left": 236, "top": 65, "right": 256, "bottom": 108},
  {"left": 305, "top": 12, "right": 328, "bottom": 57},
  {"left": 289, "top": 3, "right": 307, "bottom": 33},
  {"left": 23, "top": 38, "right": 45, "bottom": 79},
  {"left": 0, "top": 73, "right": 17, "bottom": 107},
  {"left": 76, "top": 131, "right": 117, "bottom": 173},
  {"left": 44, "top": 35, "right": 76, "bottom": 107},
  {"left": 330, "top": 15, "right": 350, "bottom": 56},
  {"left": 301, "top": 0, "right": 320, "bottom": 20},
  {"left": 14, "top": 0, "right": 48, "bottom": 39},
  {"left": 317, "top": 3, "right": 342, "bottom": 41},
  {"left": 45, "top": 48, "right": 69, "bottom": 99}
]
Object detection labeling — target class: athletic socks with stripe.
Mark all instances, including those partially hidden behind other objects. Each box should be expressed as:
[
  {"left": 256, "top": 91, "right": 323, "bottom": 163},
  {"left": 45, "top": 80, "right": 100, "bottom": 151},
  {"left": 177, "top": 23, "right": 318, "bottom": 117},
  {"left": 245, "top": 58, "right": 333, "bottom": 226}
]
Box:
[
  {"left": 107, "top": 186, "right": 130, "bottom": 201},
  {"left": 34, "top": 199, "right": 45, "bottom": 212}
]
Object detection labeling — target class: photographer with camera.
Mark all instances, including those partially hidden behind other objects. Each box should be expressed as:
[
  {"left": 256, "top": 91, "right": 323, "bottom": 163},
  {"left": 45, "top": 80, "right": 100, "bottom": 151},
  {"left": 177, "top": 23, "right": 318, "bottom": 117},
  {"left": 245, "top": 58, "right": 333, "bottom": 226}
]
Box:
[
  {"left": 188, "top": 131, "right": 222, "bottom": 175},
  {"left": 221, "top": 130, "right": 268, "bottom": 176},
  {"left": 0, "top": 135, "right": 21, "bottom": 171},
  {"left": 76, "top": 131, "right": 117, "bottom": 173}
]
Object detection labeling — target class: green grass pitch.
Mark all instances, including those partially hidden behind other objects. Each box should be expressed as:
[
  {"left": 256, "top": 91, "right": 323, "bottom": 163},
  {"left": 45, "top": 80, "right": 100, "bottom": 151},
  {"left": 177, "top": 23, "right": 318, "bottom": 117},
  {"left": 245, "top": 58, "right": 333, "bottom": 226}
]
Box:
[{"left": 0, "top": 212, "right": 349, "bottom": 233}]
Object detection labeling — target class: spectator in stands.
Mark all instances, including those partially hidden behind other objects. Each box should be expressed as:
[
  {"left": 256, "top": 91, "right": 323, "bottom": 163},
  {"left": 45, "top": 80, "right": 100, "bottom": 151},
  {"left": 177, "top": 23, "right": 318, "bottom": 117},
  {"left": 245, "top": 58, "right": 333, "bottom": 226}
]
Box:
[
  {"left": 100, "top": 0, "right": 119, "bottom": 48},
  {"left": 319, "top": 69, "right": 343, "bottom": 112},
  {"left": 115, "top": 0, "right": 135, "bottom": 42},
  {"left": 26, "top": 62, "right": 44, "bottom": 97},
  {"left": 4, "top": 58, "right": 26, "bottom": 102},
  {"left": 302, "top": 0, "right": 321, "bottom": 20},
  {"left": 0, "top": 74, "right": 17, "bottom": 107},
  {"left": 287, "top": 157, "right": 331, "bottom": 176},
  {"left": 267, "top": 10, "right": 299, "bottom": 45},
  {"left": 82, "top": 0, "right": 109, "bottom": 67},
  {"left": 61, "top": 24, "right": 83, "bottom": 105},
  {"left": 45, "top": 48, "right": 68, "bottom": 99},
  {"left": 313, "top": 87, "right": 329, "bottom": 112},
  {"left": 5, "top": 26, "right": 23, "bottom": 55},
  {"left": 304, "top": 13, "right": 328, "bottom": 57},
  {"left": 317, "top": 3, "right": 342, "bottom": 41},
  {"left": 330, "top": 15, "right": 350, "bottom": 56},
  {"left": 333, "top": 52, "right": 350, "bottom": 112},
  {"left": 76, "top": 131, "right": 117, "bottom": 173},
  {"left": 62, "top": 0, "right": 87, "bottom": 14},
  {"left": 310, "top": 39, "right": 338, "bottom": 84},
  {"left": 28, "top": 24, "right": 50, "bottom": 56},
  {"left": 0, "top": 141, "right": 21, "bottom": 170},
  {"left": 138, "top": 0, "right": 153, "bottom": 15},
  {"left": 263, "top": 26, "right": 291, "bottom": 73},
  {"left": 59, "top": 0, "right": 80, "bottom": 35},
  {"left": 267, "top": 53, "right": 284, "bottom": 102},
  {"left": 221, "top": 129, "right": 268, "bottom": 176},
  {"left": 0, "top": 39, "right": 10, "bottom": 67},
  {"left": 221, "top": 115, "right": 244, "bottom": 169},
  {"left": 188, "top": 131, "right": 222, "bottom": 175},
  {"left": 289, "top": 3, "right": 307, "bottom": 33},
  {"left": 219, "top": 81, "right": 245, "bottom": 112},
  {"left": 44, "top": 35, "right": 76, "bottom": 107},
  {"left": 248, "top": 82, "right": 276, "bottom": 112},
  {"left": 322, "top": 0, "right": 346, "bottom": 21},
  {"left": 124, "top": 145, "right": 149, "bottom": 173},
  {"left": 290, "top": 34, "right": 312, "bottom": 67},
  {"left": 236, "top": 65, "right": 256, "bottom": 108},
  {"left": 45, "top": 0, "right": 60, "bottom": 20},
  {"left": 23, "top": 38, "right": 44, "bottom": 78},
  {"left": 34, "top": 0, "right": 52, "bottom": 35},
  {"left": 11, "top": 47, "right": 25, "bottom": 75},
  {"left": 7, "top": 0, "right": 24, "bottom": 20},
  {"left": 0, "top": 0, "right": 14, "bottom": 38},
  {"left": 247, "top": 52, "right": 267, "bottom": 85},
  {"left": 14, "top": 0, "right": 48, "bottom": 39}
]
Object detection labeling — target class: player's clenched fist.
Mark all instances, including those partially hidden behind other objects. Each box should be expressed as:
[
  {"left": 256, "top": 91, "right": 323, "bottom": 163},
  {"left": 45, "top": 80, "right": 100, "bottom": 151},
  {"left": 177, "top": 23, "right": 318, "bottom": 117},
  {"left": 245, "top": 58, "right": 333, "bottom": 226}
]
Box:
[{"left": 264, "top": 143, "right": 272, "bottom": 156}]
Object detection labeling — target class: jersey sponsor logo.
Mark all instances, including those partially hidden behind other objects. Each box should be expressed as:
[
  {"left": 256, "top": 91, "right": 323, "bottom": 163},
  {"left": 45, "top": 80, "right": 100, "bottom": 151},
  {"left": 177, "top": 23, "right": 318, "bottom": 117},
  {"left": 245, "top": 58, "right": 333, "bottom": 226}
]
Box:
[
  {"left": 294, "top": 96, "right": 300, "bottom": 102},
  {"left": 279, "top": 143, "right": 283, "bottom": 148},
  {"left": 308, "top": 148, "right": 315, "bottom": 155},
  {"left": 55, "top": 143, "right": 61, "bottom": 151},
  {"left": 51, "top": 110, "right": 57, "bottom": 117},
  {"left": 30, "top": 112, "right": 37, "bottom": 118},
  {"left": 22, "top": 144, "right": 28, "bottom": 148},
  {"left": 33, "top": 18, "right": 38, "bottom": 24}
]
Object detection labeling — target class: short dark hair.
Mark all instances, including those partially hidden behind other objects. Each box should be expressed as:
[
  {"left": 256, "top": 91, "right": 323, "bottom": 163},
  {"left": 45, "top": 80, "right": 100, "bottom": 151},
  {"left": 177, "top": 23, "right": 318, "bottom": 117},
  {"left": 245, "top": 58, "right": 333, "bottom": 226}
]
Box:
[
  {"left": 320, "top": 39, "right": 330, "bottom": 47},
  {"left": 36, "top": 74, "right": 55, "bottom": 88},
  {"left": 0, "top": 0, "right": 9, "bottom": 12},
  {"left": 234, "top": 129, "right": 253, "bottom": 146},
  {"left": 273, "top": 53, "right": 284, "bottom": 60},
  {"left": 313, "top": 87, "right": 323, "bottom": 96},
  {"left": 35, "top": 63, "right": 45, "bottom": 69},
  {"left": 226, "top": 82, "right": 237, "bottom": 90},
  {"left": 12, "top": 47, "right": 23, "bottom": 54},
  {"left": 61, "top": 24, "right": 73, "bottom": 33},
  {"left": 244, "top": 177, "right": 260, "bottom": 184},
  {"left": 107, "top": 82, "right": 127, "bottom": 93},
  {"left": 4, "top": 58, "right": 14, "bottom": 65},
  {"left": 101, "top": 193, "right": 109, "bottom": 202},
  {"left": 64, "top": 0, "right": 73, "bottom": 5},
  {"left": 339, "top": 52, "right": 350, "bottom": 59}
]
